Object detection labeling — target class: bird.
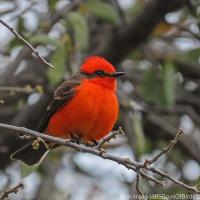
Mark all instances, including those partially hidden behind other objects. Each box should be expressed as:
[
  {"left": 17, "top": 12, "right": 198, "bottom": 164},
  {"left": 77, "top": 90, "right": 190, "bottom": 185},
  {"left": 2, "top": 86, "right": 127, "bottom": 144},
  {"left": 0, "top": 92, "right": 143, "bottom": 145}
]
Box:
[{"left": 11, "top": 56, "right": 125, "bottom": 165}]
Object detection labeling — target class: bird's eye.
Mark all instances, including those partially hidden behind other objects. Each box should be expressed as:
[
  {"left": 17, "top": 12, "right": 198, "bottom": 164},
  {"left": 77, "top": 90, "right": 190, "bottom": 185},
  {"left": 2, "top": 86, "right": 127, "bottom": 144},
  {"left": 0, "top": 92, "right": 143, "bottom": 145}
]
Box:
[{"left": 95, "top": 70, "right": 105, "bottom": 76}]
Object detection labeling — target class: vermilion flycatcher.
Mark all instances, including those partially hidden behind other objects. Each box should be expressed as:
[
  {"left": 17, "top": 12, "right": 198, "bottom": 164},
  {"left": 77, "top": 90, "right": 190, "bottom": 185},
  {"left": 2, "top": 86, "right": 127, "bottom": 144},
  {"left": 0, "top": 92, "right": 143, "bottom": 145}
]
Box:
[{"left": 11, "top": 56, "right": 125, "bottom": 165}]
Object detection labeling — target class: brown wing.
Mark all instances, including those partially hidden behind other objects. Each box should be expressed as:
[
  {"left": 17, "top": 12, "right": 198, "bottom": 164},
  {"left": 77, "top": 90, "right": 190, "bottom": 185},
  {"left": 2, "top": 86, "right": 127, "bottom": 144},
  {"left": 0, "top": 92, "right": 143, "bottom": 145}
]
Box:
[{"left": 36, "top": 74, "right": 83, "bottom": 132}]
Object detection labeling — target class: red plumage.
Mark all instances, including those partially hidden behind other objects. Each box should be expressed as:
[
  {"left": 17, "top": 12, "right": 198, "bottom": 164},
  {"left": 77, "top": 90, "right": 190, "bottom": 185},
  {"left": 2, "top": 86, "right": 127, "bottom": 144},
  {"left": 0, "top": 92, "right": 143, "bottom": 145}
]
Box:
[{"left": 11, "top": 56, "right": 125, "bottom": 165}]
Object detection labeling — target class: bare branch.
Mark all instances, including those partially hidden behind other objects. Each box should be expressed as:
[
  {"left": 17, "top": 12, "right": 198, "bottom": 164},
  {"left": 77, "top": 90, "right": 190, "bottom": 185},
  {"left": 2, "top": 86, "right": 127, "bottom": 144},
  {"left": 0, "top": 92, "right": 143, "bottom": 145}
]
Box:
[
  {"left": 148, "top": 167, "right": 200, "bottom": 194},
  {"left": 0, "top": 183, "right": 23, "bottom": 200},
  {"left": 0, "top": 123, "right": 199, "bottom": 194},
  {"left": 10, "top": 1, "right": 36, "bottom": 21},
  {"left": 0, "top": 122, "right": 143, "bottom": 169},
  {"left": 145, "top": 128, "right": 183, "bottom": 165},
  {"left": 135, "top": 169, "right": 143, "bottom": 195},
  {"left": 140, "top": 171, "right": 165, "bottom": 187},
  {"left": 0, "top": 4, "right": 17, "bottom": 17},
  {"left": 0, "top": 85, "right": 42, "bottom": 94},
  {"left": 178, "top": 25, "right": 200, "bottom": 41},
  {"left": 0, "top": 19, "right": 54, "bottom": 69},
  {"left": 96, "top": 126, "right": 125, "bottom": 150},
  {"left": 50, "top": 0, "right": 84, "bottom": 26}
]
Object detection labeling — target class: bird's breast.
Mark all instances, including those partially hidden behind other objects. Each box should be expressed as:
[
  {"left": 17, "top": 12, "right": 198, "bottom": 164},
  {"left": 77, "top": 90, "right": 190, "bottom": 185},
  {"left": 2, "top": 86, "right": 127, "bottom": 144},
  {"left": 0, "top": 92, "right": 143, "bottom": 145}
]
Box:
[{"left": 46, "top": 80, "right": 119, "bottom": 141}]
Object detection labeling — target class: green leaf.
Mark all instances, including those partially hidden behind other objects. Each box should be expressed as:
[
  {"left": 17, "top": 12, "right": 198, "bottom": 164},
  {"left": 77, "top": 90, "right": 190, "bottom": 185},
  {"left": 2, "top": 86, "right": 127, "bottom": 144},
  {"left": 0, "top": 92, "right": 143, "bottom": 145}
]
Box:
[
  {"left": 48, "top": 0, "right": 58, "bottom": 11},
  {"left": 28, "top": 35, "right": 60, "bottom": 47},
  {"left": 163, "top": 62, "right": 176, "bottom": 107},
  {"left": 132, "top": 112, "right": 147, "bottom": 155},
  {"left": 178, "top": 48, "right": 200, "bottom": 63},
  {"left": 86, "top": 0, "right": 119, "bottom": 24},
  {"left": 68, "top": 12, "right": 89, "bottom": 51},
  {"left": 21, "top": 164, "right": 39, "bottom": 177},
  {"left": 48, "top": 44, "right": 66, "bottom": 85},
  {"left": 141, "top": 68, "right": 165, "bottom": 105},
  {"left": 128, "top": 0, "right": 143, "bottom": 17},
  {"left": 6, "top": 38, "right": 22, "bottom": 51},
  {"left": 17, "top": 17, "right": 25, "bottom": 33},
  {"left": 196, "top": 176, "right": 200, "bottom": 191},
  {"left": 141, "top": 63, "right": 176, "bottom": 108}
]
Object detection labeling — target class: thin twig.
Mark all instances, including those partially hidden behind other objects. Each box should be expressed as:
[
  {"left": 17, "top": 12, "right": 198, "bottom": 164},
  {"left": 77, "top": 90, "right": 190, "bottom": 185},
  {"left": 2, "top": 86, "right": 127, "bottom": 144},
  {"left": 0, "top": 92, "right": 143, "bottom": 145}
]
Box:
[
  {"left": 140, "top": 170, "right": 164, "bottom": 187},
  {"left": 0, "top": 85, "right": 42, "bottom": 94},
  {"left": 0, "top": 5, "right": 17, "bottom": 17},
  {"left": 0, "top": 19, "right": 54, "bottom": 69},
  {"left": 96, "top": 127, "right": 125, "bottom": 150},
  {"left": 111, "top": 0, "right": 127, "bottom": 24},
  {"left": 17, "top": 133, "right": 34, "bottom": 140},
  {"left": 0, "top": 123, "right": 199, "bottom": 194},
  {"left": 50, "top": 0, "right": 83, "bottom": 26},
  {"left": 135, "top": 169, "right": 143, "bottom": 195},
  {"left": 10, "top": 1, "right": 36, "bottom": 21},
  {"left": 178, "top": 26, "right": 200, "bottom": 41},
  {"left": 0, "top": 183, "right": 23, "bottom": 200},
  {"left": 0, "top": 8, "right": 16, "bottom": 16},
  {"left": 145, "top": 128, "right": 183, "bottom": 165},
  {"left": 148, "top": 167, "right": 200, "bottom": 194}
]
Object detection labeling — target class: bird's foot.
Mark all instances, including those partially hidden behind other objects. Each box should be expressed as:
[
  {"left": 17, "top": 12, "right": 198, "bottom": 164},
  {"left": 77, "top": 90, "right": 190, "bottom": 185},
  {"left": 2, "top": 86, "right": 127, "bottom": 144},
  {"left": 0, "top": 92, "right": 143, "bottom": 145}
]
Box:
[
  {"left": 84, "top": 140, "right": 99, "bottom": 147},
  {"left": 70, "top": 134, "right": 82, "bottom": 144}
]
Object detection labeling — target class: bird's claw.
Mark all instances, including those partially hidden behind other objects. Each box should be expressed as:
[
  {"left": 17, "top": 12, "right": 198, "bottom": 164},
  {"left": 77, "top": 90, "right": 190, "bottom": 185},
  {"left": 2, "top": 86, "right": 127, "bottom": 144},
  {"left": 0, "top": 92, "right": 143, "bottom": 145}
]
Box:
[
  {"left": 70, "top": 134, "right": 98, "bottom": 147},
  {"left": 70, "top": 134, "right": 82, "bottom": 144},
  {"left": 84, "top": 140, "right": 99, "bottom": 147}
]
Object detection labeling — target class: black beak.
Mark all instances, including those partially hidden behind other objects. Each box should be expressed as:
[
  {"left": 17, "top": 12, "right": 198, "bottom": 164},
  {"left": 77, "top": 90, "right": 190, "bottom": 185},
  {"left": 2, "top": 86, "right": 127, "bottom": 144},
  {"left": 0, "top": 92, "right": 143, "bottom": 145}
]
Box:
[{"left": 111, "top": 72, "right": 126, "bottom": 77}]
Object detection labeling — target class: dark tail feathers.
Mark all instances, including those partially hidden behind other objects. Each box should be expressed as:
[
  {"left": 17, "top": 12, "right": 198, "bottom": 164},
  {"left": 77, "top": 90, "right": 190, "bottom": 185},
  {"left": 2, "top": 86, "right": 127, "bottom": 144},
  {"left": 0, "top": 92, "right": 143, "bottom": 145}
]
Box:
[{"left": 10, "top": 139, "right": 49, "bottom": 166}]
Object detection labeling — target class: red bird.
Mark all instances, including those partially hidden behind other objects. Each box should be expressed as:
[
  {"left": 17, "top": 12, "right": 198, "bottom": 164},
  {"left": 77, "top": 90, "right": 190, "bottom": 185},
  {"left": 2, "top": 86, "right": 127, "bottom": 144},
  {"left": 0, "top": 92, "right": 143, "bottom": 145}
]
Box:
[{"left": 11, "top": 56, "right": 125, "bottom": 165}]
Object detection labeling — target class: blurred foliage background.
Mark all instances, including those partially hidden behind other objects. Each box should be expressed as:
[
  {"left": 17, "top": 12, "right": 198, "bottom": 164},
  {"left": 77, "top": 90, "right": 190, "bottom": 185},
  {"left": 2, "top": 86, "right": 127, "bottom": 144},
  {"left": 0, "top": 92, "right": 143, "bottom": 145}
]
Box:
[{"left": 0, "top": 0, "right": 200, "bottom": 199}]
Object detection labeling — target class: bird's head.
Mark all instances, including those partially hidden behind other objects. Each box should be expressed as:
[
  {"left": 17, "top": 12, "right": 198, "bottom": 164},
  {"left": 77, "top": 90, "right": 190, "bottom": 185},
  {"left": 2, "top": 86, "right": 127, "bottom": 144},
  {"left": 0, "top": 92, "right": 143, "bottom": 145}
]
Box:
[{"left": 80, "top": 56, "right": 125, "bottom": 91}]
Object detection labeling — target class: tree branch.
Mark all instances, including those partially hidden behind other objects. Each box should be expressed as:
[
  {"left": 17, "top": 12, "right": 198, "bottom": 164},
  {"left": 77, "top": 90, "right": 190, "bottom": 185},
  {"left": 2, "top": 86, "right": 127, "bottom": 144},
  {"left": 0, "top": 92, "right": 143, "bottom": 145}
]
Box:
[
  {"left": 0, "top": 85, "right": 42, "bottom": 94},
  {"left": 96, "top": 126, "right": 125, "bottom": 150},
  {"left": 0, "top": 183, "right": 23, "bottom": 200},
  {"left": 135, "top": 169, "right": 143, "bottom": 195},
  {"left": 0, "top": 123, "right": 199, "bottom": 194},
  {"left": 0, "top": 19, "right": 54, "bottom": 69},
  {"left": 97, "top": 0, "right": 186, "bottom": 64},
  {"left": 50, "top": 0, "right": 84, "bottom": 26},
  {"left": 148, "top": 167, "right": 200, "bottom": 194},
  {"left": 145, "top": 128, "right": 183, "bottom": 165}
]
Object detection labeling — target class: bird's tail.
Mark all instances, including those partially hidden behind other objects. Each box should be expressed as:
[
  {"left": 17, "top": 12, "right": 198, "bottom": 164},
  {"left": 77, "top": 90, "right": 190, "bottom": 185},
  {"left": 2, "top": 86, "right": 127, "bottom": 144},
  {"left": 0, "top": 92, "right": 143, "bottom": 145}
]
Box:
[{"left": 10, "top": 139, "right": 50, "bottom": 166}]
